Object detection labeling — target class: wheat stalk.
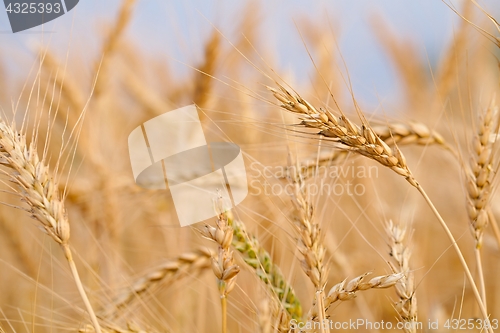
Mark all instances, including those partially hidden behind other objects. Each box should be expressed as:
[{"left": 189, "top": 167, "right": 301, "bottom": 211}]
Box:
[
  {"left": 269, "top": 84, "right": 493, "bottom": 333},
  {"left": 386, "top": 220, "right": 418, "bottom": 333},
  {"left": 0, "top": 120, "right": 102, "bottom": 333}
]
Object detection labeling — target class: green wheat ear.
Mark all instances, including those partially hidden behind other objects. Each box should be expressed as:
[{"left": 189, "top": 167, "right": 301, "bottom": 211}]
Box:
[{"left": 230, "top": 217, "right": 303, "bottom": 320}]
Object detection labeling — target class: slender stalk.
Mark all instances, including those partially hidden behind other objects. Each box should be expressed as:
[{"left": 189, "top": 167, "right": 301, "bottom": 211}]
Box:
[
  {"left": 316, "top": 290, "right": 328, "bottom": 333},
  {"left": 416, "top": 185, "right": 492, "bottom": 333},
  {"left": 487, "top": 209, "right": 500, "bottom": 250},
  {"left": 221, "top": 295, "right": 227, "bottom": 333},
  {"left": 474, "top": 249, "right": 487, "bottom": 310},
  {"left": 62, "top": 244, "right": 102, "bottom": 333}
]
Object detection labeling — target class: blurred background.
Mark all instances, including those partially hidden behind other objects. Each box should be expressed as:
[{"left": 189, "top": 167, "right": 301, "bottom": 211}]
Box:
[{"left": 1, "top": 0, "right": 499, "bottom": 107}]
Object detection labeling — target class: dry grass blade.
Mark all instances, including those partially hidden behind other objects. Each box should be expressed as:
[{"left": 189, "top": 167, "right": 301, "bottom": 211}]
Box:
[
  {"left": 0, "top": 119, "right": 102, "bottom": 333},
  {"left": 386, "top": 220, "right": 417, "bottom": 333},
  {"left": 102, "top": 248, "right": 212, "bottom": 317}
]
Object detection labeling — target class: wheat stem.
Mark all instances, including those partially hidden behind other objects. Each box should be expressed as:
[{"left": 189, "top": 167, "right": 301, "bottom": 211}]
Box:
[
  {"left": 221, "top": 295, "right": 227, "bottom": 333},
  {"left": 416, "top": 185, "right": 492, "bottom": 333},
  {"left": 316, "top": 290, "right": 328, "bottom": 333},
  {"left": 62, "top": 244, "right": 102, "bottom": 333},
  {"left": 474, "top": 248, "right": 487, "bottom": 309}
]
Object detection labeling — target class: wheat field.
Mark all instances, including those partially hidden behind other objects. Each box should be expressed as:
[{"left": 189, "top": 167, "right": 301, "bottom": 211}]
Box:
[{"left": 0, "top": 1, "right": 500, "bottom": 332}]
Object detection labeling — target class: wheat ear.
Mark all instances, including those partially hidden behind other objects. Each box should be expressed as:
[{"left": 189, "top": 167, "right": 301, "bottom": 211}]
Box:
[
  {"left": 231, "top": 218, "right": 302, "bottom": 321},
  {"left": 386, "top": 220, "right": 418, "bottom": 333},
  {"left": 465, "top": 103, "right": 499, "bottom": 310},
  {"left": 200, "top": 192, "right": 240, "bottom": 333},
  {"left": 296, "top": 121, "right": 453, "bottom": 180},
  {"left": 0, "top": 121, "right": 101, "bottom": 333},
  {"left": 466, "top": 104, "right": 498, "bottom": 249},
  {"left": 269, "top": 85, "right": 418, "bottom": 187},
  {"left": 287, "top": 156, "right": 329, "bottom": 333},
  {"left": 102, "top": 248, "right": 212, "bottom": 317},
  {"left": 307, "top": 272, "right": 404, "bottom": 323},
  {"left": 269, "top": 85, "right": 493, "bottom": 333}
]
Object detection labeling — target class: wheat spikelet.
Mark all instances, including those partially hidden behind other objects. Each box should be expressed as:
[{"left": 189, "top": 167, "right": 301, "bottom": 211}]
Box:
[
  {"left": 294, "top": 121, "right": 452, "bottom": 180},
  {"left": 307, "top": 272, "right": 404, "bottom": 322},
  {"left": 269, "top": 85, "right": 418, "bottom": 188},
  {"left": 200, "top": 192, "right": 240, "bottom": 333},
  {"left": 201, "top": 194, "right": 240, "bottom": 297},
  {"left": 0, "top": 121, "right": 70, "bottom": 245},
  {"left": 103, "top": 248, "right": 212, "bottom": 317},
  {"left": 371, "top": 122, "right": 448, "bottom": 149},
  {"left": 0, "top": 119, "right": 102, "bottom": 332},
  {"left": 386, "top": 220, "right": 417, "bottom": 333},
  {"left": 286, "top": 156, "right": 330, "bottom": 332},
  {"left": 287, "top": 160, "right": 329, "bottom": 291},
  {"left": 466, "top": 104, "right": 498, "bottom": 248}
]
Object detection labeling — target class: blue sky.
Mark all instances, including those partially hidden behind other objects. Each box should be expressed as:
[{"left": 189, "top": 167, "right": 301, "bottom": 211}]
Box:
[{"left": 1, "top": 0, "right": 499, "bottom": 106}]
